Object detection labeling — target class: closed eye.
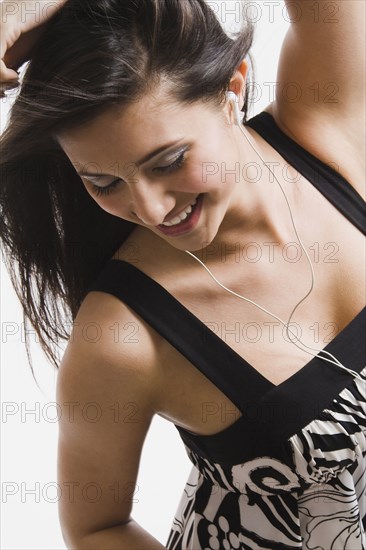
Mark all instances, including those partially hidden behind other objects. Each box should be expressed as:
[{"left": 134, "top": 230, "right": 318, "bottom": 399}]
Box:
[
  {"left": 89, "top": 149, "right": 189, "bottom": 198},
  {"left": 153, "top": 150, "right": 187, "bottom": 174},
  {"left": 89, "top": 178, "right": 120, "bottom": 197}
]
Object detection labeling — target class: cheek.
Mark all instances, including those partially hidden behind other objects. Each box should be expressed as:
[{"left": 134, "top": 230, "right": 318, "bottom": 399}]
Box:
[
  {"left": 187, "top": 164, "right": 211, "bottom": 190},
  {"left": 187, "top": 155, "right": 224, "bottom": 191},
  {"left": 97, "top": 201, "right": 118, "bottom": 216},
  {"left": 193, "top": 153, "right": 237, "bottom": 190},
  {"left": 191, "top": 137, "right": 237, "bottom": 190}
]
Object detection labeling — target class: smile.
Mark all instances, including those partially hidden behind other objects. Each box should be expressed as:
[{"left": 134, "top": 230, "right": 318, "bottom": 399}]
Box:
[{"left": 156, "top": 194, "right": 204, "bottom": 237}]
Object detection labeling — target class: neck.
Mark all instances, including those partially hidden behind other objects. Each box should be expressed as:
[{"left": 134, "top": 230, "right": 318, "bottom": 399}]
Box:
[{"left": 196, "top": 126, "right": 301, "bottom": 264}]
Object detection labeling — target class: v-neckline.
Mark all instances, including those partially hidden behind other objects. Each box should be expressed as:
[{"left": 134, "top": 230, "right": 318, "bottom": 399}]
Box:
[
  {"left": 96, "top": 109, "right": 366, "bottom": 412},
  {"left": 108, "top": 259, "right": 366, "bottom": 391}
]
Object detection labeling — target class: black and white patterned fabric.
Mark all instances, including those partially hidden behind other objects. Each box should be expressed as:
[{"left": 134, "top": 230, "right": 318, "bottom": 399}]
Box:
[{"left": 167, "top": 371, "right": 366, "bottom": 549}]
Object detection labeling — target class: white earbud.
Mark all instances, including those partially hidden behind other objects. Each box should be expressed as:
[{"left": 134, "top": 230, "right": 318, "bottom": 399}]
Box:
[{"left": 225, "top": 91, "right": 242, "bottom": 126}]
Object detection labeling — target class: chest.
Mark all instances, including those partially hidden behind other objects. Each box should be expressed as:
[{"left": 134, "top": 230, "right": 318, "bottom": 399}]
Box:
[
  {"left": 162, "top": 228, "right": 363, "bottom": 382},
  {"left": 156, "top": 260, "right": 363, "bottom": 437},
  {"left": 115, "top": 176, "right": 365, "bottom": 437}
]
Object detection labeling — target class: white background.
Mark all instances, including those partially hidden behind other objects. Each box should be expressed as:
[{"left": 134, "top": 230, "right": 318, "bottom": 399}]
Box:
[{"left": 1, "top": 1, "right": 290, "bottom": 548}]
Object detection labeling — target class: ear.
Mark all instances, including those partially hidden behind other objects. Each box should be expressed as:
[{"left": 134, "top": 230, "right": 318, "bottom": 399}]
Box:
[{"left": 227, "top": 58, "right": 249, "bottom": 111}]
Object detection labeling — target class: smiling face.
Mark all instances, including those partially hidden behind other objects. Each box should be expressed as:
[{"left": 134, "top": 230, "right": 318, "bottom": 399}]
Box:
[{"left": 56, "top": 81, "right": 252, "bottom": 253}]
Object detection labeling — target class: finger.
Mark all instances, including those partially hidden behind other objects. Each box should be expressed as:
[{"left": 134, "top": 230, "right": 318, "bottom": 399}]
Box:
[{"left": 0, "top": 58, "right": 20, "bottom": 82}]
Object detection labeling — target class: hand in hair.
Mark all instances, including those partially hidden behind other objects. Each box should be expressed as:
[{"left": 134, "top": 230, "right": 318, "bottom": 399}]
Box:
[{"left": 0, "top": 0, "right": 68, "bottom": 95}]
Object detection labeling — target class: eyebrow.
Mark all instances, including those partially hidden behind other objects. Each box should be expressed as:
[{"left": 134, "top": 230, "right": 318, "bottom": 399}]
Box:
[{"left": 76, "top": 139, "right": 185, "bottom": 178}]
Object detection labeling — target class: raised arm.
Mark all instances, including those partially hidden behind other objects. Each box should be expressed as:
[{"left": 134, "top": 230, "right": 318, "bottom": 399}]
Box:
[
  {"left": 267, "top": 0, "right": 365, "bottom": 198},
  {"left": 57, "top": 291, "right": 166, "bottom": 549},
  {"left": 275, "top": 0, "right": 365, "bottom": 119}
]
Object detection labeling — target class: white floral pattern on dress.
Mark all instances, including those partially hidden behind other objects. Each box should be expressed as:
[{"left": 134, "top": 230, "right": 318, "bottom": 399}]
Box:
[{"left": 167, "top": 370, "right": 366, "bottom": 549}]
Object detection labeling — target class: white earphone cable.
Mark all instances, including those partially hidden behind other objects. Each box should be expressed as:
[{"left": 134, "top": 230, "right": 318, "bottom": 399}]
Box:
[{"left": 184, "top": 97, "right": 364, "bottom": 382}]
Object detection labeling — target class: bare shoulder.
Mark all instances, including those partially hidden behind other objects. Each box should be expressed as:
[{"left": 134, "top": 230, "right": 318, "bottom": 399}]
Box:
[
  {"left": 61, "top": 287, "right": 163, "bottom": 401},
  {"left": 83, "top": 288, "right": 159, "bottom": 357}
]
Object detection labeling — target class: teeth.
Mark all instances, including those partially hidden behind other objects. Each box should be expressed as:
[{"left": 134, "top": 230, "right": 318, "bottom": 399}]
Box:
[{"left": 161, "top": 197, "right": 198, "bottom": 227}]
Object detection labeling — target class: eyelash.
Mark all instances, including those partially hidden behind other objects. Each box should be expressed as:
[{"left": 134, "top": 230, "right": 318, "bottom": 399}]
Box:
[{"left": 90, "top": 150, "right": 188, "bottom": 197}]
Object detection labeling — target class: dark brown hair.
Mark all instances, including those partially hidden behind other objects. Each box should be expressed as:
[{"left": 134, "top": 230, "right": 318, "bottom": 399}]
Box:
[{"left": 0, "top": 0, "right": 255, "bottom": 380}]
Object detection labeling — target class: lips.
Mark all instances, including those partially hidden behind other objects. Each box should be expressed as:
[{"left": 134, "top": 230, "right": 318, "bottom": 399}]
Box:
[
  {"left": 155, "top": 193, "right": 204, "bottom": 236},
  {"left": 160, "top": 194, "right": 200, "bottom": 226}
]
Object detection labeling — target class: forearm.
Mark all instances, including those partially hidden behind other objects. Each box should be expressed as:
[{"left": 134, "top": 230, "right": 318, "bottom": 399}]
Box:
[{"left": 71, "top": 519, "right": 167, "bottom": 550}]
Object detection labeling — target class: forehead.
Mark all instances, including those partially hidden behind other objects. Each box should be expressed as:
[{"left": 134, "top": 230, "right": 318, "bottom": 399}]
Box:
[{"left": 56, "top": 90, "right": 216, "bottom": 158}]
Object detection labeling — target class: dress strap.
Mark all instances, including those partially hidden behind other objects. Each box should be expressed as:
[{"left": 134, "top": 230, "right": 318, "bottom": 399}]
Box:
[
  {"left": 245, "top": 112, "right": 366, "bottom": 235},
  {"left": 85, "top": 259, "right": 272, "bottom": 412}
]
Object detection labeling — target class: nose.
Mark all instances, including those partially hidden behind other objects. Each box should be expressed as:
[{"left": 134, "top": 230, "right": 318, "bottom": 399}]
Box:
[{"left": 128, "top": 178, "right": 174, "bottom": 226}]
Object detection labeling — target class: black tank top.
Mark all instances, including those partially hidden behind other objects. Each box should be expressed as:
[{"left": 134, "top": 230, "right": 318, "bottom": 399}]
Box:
[{"left": 85, "top": 111, "right": 366, "bottom": 464}]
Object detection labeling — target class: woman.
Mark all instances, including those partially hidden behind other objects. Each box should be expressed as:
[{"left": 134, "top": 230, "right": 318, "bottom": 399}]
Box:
[{"left": 0, "top": 0, "right": 365, "bottom": 548}]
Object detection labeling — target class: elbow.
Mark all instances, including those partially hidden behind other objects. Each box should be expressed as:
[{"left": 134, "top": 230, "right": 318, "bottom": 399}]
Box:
[{"left": 60, "top": 520, "right": 133, "bottom": 550}]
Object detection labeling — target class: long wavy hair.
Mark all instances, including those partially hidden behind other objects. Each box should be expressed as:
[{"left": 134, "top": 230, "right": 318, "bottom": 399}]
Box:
[{"left": 0, "top": 0, "right": 255, "bottom": 380}]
